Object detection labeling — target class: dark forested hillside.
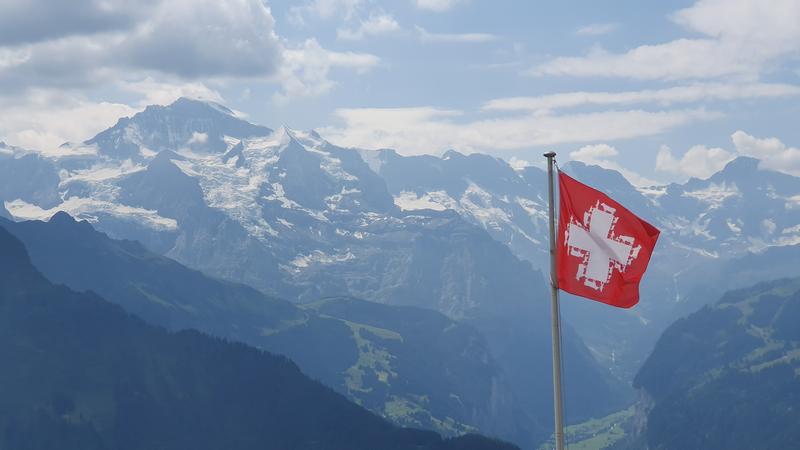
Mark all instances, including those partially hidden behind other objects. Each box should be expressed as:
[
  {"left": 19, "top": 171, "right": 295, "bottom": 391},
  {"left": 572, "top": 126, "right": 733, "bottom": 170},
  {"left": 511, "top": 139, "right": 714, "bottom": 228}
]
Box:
[
  {"left": 0, "top": 225, "right": 517, "bottom": 450},
  {"left": 0, "top": 214, "right": 521, "bottom": 443},
  {"left": 621, "top": 278, "right": 800, "bottom": 450}
]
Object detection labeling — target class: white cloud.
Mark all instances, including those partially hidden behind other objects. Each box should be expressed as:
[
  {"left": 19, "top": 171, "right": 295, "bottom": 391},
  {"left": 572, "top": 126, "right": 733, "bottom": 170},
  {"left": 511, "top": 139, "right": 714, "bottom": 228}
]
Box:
[
  {"left": 120, "top": 78, "right": 225, "bottom": 106},
  {"left": 483, "top": 83, "right": 800, "bottom": 112},
  {"left": 0, "top": 0, "right": 377, "bottom": 107},
  {"left": 320, "top": 106, "right": 720, "bottom": 155},
  {"left": 655, "top": 144, "right": 736, "bottom": 180},
  {"left": 732, "top": 130, "right": 800, "bottom": 176},
  {"left": 569, "top": 144, "right": 658, "bottom": 186},
  {"left": 576, "top": 23, "right": 617, "bottom": 36},
  {"left": 276, "top": 38, "right": 380, "bottom": 103},
  {"left": 654, "top": 130, "right": 800, "bottom": 181},
  {"left": 414, "top": 0, "right": 464, "bottom": 12},
  {"left": 507, "top": 156, "right": 533, "bottom": 171},
  {"left": 416, "top": 26, "right": 498, "bottom": 43},
  {"left": 121, "top": 0, "right": 282, "bottom": 78},
  {"left": 0, "top": 0, "right": 159, "bottom": 46},
  {"left": 0, "top": 91, "right": 138, "bottom": 152},
  {"left": 0, "top": 0, "right": 283, "bottom": 89},
  {"left": 338, "top": 13, "right": 400, "bottom": 40},
  {"left": 531, "top": 0, "right": 800, "bottom": 80},
  {"left": 571, "top": 143, "right": 618, "bottom": 160}
]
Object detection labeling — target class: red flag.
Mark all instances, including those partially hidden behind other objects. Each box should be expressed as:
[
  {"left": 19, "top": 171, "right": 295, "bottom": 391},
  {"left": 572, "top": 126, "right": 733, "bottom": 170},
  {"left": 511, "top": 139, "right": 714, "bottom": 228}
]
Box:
[{"left": 557, "top": 171, "right": 660, "bottom": 308}]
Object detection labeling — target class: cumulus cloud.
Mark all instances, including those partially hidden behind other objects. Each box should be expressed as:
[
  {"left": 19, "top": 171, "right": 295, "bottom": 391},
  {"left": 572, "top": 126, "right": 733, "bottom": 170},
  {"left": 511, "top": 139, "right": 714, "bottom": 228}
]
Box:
[
  {"left": 0, "top": 0, "right": 157, "bottom": 46},
  {"left": 656, "top": 144, "right": 736, "bottom": 180},
  {"left": 120, "top": 78, "right": 225, "bottom": 106},
  {"left": 0, "top": 91, "right": 138, "bottom": 152},
  {"left": 570, "top": 143, "right": 619, "bottom": 161},
  {"left": 338, "top": 13, "right": 400, "bottom": 40},
  {"left": 655, "top": 131, "right": 800, "bottom": 180},
  {"left": 320, "top": 106, "right": 720, "bottom": 155},
  {"left": 416, "top": 26, "right": 498, "bottom": 43},
  {"left": 0, "top": 0, "right": 282, "bottom": 93},
  {"left": 121, "top": 0, "right": 281, "bottom": 78},
  {"left": 0, "top": 0, "right": 380, "bottom": 106},
  {"left": 506, "top": 157, "right": 534, "bottom": 170},
  {"left": 276, "top": 39, "right": 380, "bottom": 103},
  {"left": 531, "top": 0, "right": 800, "bottom": 80},
  {"left": 732, "top": 131, "right": 800, "bottom": 176},
  {"left": 570, "top": 144, "right": 658, "bottom": 186}
]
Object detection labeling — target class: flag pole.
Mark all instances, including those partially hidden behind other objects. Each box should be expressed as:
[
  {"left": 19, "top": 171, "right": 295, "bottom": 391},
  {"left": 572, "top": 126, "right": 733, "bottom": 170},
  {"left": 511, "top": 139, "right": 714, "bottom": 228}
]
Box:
[{"left": 544, "top": 151, "right": 565, "bottom": 450}]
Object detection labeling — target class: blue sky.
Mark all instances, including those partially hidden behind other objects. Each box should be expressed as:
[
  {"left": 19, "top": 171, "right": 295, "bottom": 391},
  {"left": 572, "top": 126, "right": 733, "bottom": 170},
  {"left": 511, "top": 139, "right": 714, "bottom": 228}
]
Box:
[{"left": 0, "top": 0, "right": 798, "bottom": 185}]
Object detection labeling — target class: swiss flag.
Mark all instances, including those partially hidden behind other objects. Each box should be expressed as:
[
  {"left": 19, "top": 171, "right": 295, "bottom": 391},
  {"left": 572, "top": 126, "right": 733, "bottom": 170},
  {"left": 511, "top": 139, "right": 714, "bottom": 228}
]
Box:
[{"left": 557, "top": 171, "right": 660, "bottom": 308}]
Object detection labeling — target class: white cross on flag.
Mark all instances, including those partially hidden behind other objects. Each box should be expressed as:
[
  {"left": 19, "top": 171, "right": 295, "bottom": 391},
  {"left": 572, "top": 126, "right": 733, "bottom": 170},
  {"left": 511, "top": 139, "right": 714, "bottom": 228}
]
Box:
[{"left": 557, "top": 171, "right": 660, "bottom": 308}]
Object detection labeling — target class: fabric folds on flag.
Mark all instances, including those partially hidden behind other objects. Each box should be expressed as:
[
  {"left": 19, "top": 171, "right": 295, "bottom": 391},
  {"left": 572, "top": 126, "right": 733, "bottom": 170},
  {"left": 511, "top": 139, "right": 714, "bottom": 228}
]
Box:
[{"left": 557, "top": 171, "right": 660, "bottom": 308}]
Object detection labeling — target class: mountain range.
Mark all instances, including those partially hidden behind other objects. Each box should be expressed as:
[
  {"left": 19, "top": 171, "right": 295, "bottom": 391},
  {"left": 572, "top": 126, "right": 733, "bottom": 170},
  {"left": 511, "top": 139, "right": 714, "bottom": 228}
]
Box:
[
  {"left": 1, "top": 97, "right": 799, "bottom": 448},
  {"left": 0, "top": 224, "right": 516, "bottom": 450}
]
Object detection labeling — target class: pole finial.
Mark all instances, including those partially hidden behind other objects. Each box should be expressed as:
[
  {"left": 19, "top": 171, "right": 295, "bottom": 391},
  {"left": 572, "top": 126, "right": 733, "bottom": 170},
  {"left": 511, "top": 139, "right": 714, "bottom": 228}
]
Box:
[{"left": 543, "top": 151, "right": 557, "bottom": 158}]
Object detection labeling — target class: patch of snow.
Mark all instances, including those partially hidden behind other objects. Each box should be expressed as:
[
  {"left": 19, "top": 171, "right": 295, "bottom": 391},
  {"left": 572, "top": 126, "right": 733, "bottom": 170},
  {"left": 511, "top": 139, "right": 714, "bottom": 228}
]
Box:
[
  {"left": 5, "top": 197, "right": 178, "bottom": 231},
  {"left": 459, "top": 183, "right": 511, "bottom": 231},
  {"left": 139, "top": 147, "right": 157, "bottom": 158},
  {"left": 671, "top": 241, "right": 719, "bottom": 258},
  {"left": 358, "top": 149, "right": 383, "bottom": 174},
  {"left": 777, "top": 235, "right": 800, "bottom": 246},
  {"left": 662, "top": 214, "right": 714, "bottom": 240},
  {"left": 394, "top": 190, "right": 456, "bottom": 212},
  {"left": 325, "top": 187, "right": 361, "bottom": 211},
  {"left": 762, "top": 218, "right": 777, "bottom": 235},
  {"left": 691, "top": 214, "right": 714, "bottom": 240},
  {"left": 515, "top": 197, "right": 547, "bottom": 220},
  {"left": 786, "top": 195, "right": 800, "bottom": 209},
  {"left": 204, "top": 101, "right": 236, "bottom": 116},
  {"left": 288, "top": 127, "right": 358, "bottom": 182},
  {"left": 637, "top": 186, "right": 667, "bottom": 198},
  {"left": 782, "top": 224, "right": 800, "bottom": 235},
  {"left": 726, "top": 219, "right": 742, "bottom": 234},
  {"left": 222, "top": 136, "right": 241, "bottom": 150},
  {"left": 171, "top": 146, "right": 281, "bottom": 238},
  {"left": 509, "top": 224, "right": 541, "bottom": 245},
  {"left": 264, "top": 182, "right": 328, "bottom": 222},
  {"left": 188, "top": 132, "right": 208, "bottom": 145},
  {"left": 682, "top": 182, "right": 741, "bottom": 208},
  {"left": 290, "top": 250, "right": 356, "bottom": 269},
  {"left": 59, "top": 159, "right": 145, "bottom": 186}
]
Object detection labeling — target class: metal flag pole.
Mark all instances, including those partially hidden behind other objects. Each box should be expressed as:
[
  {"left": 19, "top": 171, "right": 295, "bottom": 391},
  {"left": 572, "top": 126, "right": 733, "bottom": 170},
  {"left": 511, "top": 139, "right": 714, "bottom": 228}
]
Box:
[{"left": 544, "top": 151, "right": 565, "bottom": 450}]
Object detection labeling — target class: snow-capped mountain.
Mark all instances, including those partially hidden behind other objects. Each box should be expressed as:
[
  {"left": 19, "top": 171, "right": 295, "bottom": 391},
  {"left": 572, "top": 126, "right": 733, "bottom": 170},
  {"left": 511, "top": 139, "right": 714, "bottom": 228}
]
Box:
[
  {"left": 653, "top": 156, "right": 800, "bottom": 255},
  {"left": 366, "top": 149, "right": 551, "bottom": 268},
  {"left": 2, "top": 97, "right": 798, "bottom": 441},
  {"left": 0, "top": 98, "right": 631, "bottom": 448}
]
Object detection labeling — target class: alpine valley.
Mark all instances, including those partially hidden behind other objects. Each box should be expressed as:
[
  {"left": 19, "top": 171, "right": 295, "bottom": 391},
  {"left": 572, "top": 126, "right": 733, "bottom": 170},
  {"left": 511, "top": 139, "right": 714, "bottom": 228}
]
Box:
[{"left": 1, "top": 98, "right": 799, "bottom": 449}]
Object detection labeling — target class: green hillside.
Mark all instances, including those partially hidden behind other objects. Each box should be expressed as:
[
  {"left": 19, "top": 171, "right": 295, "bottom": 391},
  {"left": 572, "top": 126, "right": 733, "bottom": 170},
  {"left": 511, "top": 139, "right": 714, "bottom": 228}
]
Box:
[{"left": 628, "top": 278, "right": 800, "bottom": 450}]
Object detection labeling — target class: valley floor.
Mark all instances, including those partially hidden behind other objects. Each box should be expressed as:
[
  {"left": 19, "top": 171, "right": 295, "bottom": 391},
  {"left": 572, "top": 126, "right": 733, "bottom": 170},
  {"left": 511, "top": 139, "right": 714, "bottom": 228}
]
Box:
[{"left": 537, "top": 406, "right": 634, "bottom": 450}]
